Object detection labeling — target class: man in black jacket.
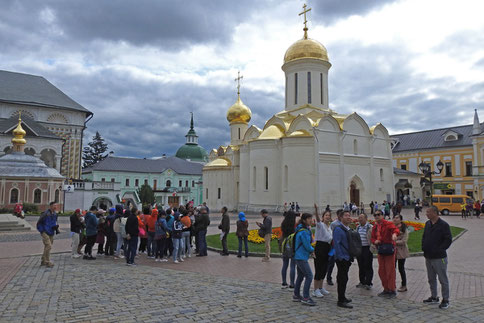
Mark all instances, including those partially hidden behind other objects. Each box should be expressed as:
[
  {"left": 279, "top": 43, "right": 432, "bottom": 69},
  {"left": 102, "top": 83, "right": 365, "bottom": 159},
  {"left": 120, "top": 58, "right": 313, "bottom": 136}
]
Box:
[
  {"left": 421, "top": 206, "right": 452, "bottom": 309},
  {"left": 70, "top": 209, "right": 83, "bottom": 258},
  {"left": 196, "top": 206, "right": 210, "bottom": 257},
  {"left": 125, "top": 209, "right": 139, "bottom": 266},
  {"left": 218, "top": 207, "right": 230, "bottom": 256}
]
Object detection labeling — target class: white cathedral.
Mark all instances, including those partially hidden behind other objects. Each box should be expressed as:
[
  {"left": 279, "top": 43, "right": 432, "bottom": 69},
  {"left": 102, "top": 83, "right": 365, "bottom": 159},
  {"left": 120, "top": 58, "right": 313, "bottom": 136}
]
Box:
[{"left": 203, "top": 10, "right": 394, "bottom": 212}]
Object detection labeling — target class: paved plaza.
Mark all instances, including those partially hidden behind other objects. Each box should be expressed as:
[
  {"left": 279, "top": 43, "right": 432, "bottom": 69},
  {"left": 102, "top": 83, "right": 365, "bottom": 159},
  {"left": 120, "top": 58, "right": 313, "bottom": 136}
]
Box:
[{"left": 1, "top": 208, "right": 484, "bottom": 322}]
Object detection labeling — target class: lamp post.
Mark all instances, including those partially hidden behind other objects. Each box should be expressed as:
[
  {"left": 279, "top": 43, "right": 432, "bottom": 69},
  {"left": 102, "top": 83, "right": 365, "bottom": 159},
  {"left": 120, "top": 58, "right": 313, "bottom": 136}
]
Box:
[{"left": 419, "top": 160, "right": 444, "bottom": 206}]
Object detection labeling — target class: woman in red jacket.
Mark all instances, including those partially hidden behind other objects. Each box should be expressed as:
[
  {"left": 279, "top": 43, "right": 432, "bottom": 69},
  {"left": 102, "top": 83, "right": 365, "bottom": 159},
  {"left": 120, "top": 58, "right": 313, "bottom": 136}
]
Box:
[{"left": 371, "top": 210, "right": 399, "bottom": 298}]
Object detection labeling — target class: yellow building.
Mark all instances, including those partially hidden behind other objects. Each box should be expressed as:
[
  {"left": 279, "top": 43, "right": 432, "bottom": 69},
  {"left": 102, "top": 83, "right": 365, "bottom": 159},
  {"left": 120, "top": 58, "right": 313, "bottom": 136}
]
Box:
[{"left": 391, "top": 110, "right": 484, "bottom": 202}]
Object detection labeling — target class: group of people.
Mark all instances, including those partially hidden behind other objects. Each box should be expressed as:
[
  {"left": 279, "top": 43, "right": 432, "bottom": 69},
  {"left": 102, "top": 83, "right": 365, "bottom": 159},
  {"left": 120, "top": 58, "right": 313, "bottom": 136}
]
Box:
[
  {"left": 36, "top": 200, "right": 453, "bottom": 310},
  {"left": 277, "top": 204, "right": 452, "bottom": 310},
  {"left": 461, "top": 200, "right": 483, "bottom": 219}
]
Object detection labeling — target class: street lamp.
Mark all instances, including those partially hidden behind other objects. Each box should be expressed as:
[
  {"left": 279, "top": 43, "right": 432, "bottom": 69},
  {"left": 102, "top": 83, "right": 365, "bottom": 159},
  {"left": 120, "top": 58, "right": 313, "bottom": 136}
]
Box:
[{"left": 419, "top": 160, "right": 444, "bottom": 205}]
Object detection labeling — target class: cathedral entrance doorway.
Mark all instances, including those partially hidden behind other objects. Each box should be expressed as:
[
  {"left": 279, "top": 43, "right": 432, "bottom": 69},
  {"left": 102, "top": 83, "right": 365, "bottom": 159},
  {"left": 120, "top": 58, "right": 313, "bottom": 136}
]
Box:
[{"left": 350, "top": 182, "right": 360, "bottom": 206}]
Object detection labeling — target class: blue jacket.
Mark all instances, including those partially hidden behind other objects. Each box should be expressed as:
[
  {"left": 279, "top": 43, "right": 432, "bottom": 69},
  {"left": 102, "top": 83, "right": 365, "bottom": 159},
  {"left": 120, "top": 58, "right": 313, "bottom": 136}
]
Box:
[
  {"left": 37, "top": 209, "right": 58, "bottom": 236},
  {"left": 85, "top": 212, "right": 98, "bottom": 236},
  {"left": 155, "top": 218, "right": 169, "bottom": 236},
  {"left": 333, "top": 225, "right": 350, "bottom": 261},
  {"left": 294, "top": 224, "right": 314, "bottom": 261},
  {"left": 166, "top": 215, "right": 174, "bottom": 233}
]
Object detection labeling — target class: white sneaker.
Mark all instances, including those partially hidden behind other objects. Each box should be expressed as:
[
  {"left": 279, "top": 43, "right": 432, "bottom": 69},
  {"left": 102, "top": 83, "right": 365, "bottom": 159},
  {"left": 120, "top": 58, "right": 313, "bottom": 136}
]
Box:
[
  {"left": 161, "top": 259, "right": 168, "bottom": 262},
  {"left": 187, "top": 254, "right": 191, "bottom": 258},
  {"left": 312, "top": 289, "right": 324, "bottom": 298},
  {"left": 179, "top": 258, "right": 184, "bottom": 262},
  {"left": 320, "top": 288, "right": 330, "bottom": 295},
  {"left": 155, "top": 259, "right": 160, "bottom": 262},
  {"left": 174, "top": 260, "right": 179, "bottom": 264}
]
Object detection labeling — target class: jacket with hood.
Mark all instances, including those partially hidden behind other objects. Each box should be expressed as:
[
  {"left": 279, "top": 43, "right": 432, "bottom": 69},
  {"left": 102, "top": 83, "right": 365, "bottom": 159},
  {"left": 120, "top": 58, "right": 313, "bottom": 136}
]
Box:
[
  {"left": 113, "top": 205, "right": 124, "bottom": 233},
  {"left": 37, "top": 209, "right": 58, "bottom": 236},
  {"left": 294, "top": 223, "right": 314, "bottom": 261},
  {"left": 146, "top": 210, "right": 158, "bottom": 232},
  {"left": 172, "top": 213, "right": 183, "bottom": 239},
  {"left": 126, "top": 213, "right": 140, "bottom": 237},
  {"left": 236, "top": 213, "right": 249, "bottom": 237},
  {"left": 85, "top": 212, "right": 98, "bottom": 236}
]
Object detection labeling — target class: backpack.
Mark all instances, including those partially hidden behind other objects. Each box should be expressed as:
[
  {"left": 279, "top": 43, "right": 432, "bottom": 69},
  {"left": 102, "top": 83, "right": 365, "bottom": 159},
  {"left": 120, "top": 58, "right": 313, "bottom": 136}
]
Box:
[
  {"left": 120, "top": 217, "right": 128, "bottom": 238},
  {"left": 281, "top": 228, "right": 305, "bottom": 258},
  {"left": 338, "top": 225, "right": 362, "bottom": 258}
]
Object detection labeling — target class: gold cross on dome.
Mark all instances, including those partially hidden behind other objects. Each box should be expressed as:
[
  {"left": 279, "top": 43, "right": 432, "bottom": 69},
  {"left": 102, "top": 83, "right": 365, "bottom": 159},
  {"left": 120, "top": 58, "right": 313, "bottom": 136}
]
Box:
[
  {"left": 299, "top": 3, "right": 311, "bottom": 39},
  {"left": 235, "top": 71, "right": 243, "bottom": 96}
]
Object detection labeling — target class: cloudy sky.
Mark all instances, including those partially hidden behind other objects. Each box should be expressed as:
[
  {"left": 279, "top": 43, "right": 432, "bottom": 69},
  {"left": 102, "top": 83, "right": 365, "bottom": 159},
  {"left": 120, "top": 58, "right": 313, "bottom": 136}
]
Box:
[{"left": 1, "top": 0, "right": 484, "bottom": 158}]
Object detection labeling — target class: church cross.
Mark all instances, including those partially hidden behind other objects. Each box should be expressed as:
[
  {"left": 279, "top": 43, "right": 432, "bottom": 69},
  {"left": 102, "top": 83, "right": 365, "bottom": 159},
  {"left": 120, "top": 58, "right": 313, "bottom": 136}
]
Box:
[
  {"left": 299, "top": 3, "right": 311, "bottom": 39},
  {"left": 235, "top": 71, "right": 243, "bottom": 96}
]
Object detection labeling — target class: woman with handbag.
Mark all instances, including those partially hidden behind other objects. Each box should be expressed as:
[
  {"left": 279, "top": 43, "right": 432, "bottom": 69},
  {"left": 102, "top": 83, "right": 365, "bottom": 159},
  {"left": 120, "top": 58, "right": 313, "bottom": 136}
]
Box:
[
  {"left": 371, "top": 210, "right": 399, "bottom": 299},
  {"left": 393, "top": 215, "right": 409, "bottom": 292}
]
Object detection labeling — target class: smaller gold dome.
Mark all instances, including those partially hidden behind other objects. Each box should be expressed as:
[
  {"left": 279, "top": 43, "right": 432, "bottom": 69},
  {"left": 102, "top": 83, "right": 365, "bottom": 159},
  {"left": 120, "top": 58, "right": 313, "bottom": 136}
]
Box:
[
  {"left": 284, "top": 38, "right": 329, "bottom": 64},
  {"left": 227, "top": 96, "right": 252, "bottom": 124},
  {"left": 12, "top": 116, "right": 27, "bottom": 145}
]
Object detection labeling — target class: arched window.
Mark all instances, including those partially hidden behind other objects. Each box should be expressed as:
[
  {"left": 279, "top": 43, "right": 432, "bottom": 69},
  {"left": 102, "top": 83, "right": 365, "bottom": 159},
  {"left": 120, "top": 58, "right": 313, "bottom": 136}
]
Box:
[
  {"left": 54, "top": 189, "right": 60, "bottom": 203},
  {"left": 380, "top": 168, "right": 384, "bottom": 181},
  {"left": 284, "top": 165, "right": 288, "bottom": 191},
  {"left": 320, "top": 73, "right": 323, "bottom": 105},
  {"left": 264, "top": 167, "right": 269, "bottom": 190},
  {"left": 10, "top": 188, "right": 19, "bottom": 204},
  {"left": 252, "top": 166, "right": 257, "bottom": 190},
  {"left": 307, "top": 72, "right": 312, "bottom": 104},
  {"left": 294, "top": 73, "right": 298, "bottom": 105},
  {"left": 166, "top": 180, "right": 171, "bottom": 187},
  {"left": 353, "top": 139, "right": 358, "bottom": 155},
  {"left": 33, "top": 189, "right": 42, "bottom": 204}
]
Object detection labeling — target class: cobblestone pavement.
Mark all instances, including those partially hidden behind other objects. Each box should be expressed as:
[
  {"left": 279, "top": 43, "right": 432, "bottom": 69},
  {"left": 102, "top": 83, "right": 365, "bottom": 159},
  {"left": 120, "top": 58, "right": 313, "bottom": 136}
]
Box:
[{"left": 1, "top": 254, "right": 483, "bottom": 323}]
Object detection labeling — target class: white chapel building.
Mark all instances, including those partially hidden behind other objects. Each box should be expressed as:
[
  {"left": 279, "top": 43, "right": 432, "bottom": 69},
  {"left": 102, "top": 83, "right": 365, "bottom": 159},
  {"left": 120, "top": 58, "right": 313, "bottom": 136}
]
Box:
[{"left": 203, "top": 14, "right": 394, "bottom": 212}]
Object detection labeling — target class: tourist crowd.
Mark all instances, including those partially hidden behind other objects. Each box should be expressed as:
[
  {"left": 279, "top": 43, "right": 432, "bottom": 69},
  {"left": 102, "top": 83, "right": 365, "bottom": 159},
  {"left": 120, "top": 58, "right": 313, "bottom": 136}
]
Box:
[{"left": 36, "top": 200, "right": 453, "bottom": 310}]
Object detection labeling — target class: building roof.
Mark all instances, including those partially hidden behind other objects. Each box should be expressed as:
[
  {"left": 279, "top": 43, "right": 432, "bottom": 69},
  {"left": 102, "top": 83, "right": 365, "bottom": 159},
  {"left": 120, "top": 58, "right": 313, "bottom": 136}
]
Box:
[
  {"left": 83, "top": 156, "right": 203, "bottom": 175},
  {"left": 391, "top": 123, "right": 479, "bottom": 152},
  {"left": 393, "top": 167, "right": 420, "bottom": 176},
  {"left": 175, "top": 144, "right": 208, "bottom": 163},
  {"left": 0, "top": 152, "right": 64, "bottom": 179},
  {"left": 0, "top": 70, "right": 92, "bottom": 116},
  {"left": 0, "top": 115, "right": 61, "bottom": 140}
]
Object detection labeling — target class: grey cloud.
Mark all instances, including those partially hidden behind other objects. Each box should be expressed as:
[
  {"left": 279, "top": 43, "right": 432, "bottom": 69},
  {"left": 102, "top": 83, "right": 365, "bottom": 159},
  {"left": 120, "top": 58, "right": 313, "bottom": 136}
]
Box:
[
  {"left": 310, "top": 0, "right": 399, "bottom": 24},
  {"left": 0, "top": 0, "right": 268, "bottom": 52}
]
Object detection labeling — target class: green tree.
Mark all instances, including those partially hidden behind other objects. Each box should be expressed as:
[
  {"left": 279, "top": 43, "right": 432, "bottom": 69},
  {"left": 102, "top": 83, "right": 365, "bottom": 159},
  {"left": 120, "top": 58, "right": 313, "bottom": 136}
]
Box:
[
  {"left": 137, "top": 184, "right": 155, "bottom": 206},
  {"left": 82, "top": 131, "right": 112, "bottom": 169}
]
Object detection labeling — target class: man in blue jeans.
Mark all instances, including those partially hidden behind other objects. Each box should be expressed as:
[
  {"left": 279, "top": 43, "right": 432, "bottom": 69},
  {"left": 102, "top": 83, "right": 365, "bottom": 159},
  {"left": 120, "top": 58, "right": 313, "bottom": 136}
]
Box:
[
  {"left": 125, "top": 209, "right": 139, "bottom": 266},
  {"left": 196, "top": 206, "right": 210, "bottom": 257}
]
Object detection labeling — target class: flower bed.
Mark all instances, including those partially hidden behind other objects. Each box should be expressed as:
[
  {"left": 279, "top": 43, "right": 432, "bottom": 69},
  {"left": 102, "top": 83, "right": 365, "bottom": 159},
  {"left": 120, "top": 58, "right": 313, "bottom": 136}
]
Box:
[{"left": 248, "top": 227, "right": 282, "bottom": 244}]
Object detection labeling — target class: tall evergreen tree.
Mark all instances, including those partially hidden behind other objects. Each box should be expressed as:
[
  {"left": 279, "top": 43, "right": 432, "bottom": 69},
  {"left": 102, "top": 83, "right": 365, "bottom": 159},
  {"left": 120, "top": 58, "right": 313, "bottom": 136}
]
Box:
[
  {"left": 82, "top": 131, "right": 112, "bottom": 168},
  {"left": 137, "top": 184, "right": 155, "bottom": 206}
]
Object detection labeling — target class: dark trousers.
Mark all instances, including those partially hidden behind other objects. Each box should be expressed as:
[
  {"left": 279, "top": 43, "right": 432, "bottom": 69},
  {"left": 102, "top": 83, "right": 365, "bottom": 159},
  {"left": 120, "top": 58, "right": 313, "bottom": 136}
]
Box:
[
  {"left": 327, "top": 255, "right": 335, "bottom": 281},
  {"left": 139, "top": 237, "right": 147, "bottom": 252},
  {"left": 357, "top": 246, "right": 374, "bottom": 286},
  {"left": 314, "top": 241, "right": 331, "bottom": 280},
  {"left": 221, "top": 232, "right": 228, "bottom": 254},
  {"left": 396, "top": 258, "right": 407, "bottom": 286},
  {"left": 282, "top": 256, "right": 296, "bottom": 286},
  {"left": 105, "top": 232, "right": 116, "bottom": 256},
  {"left": 155, "top": 238, "right": 166, "bottom": 259},
  {"left": 336, "top": 259, "right": 351, "bottom": 302},
  {"left": 194, "top": 230, "right": 199, "bottom": 253},
  {"left": 126, "top": 236, "right": 138, "bottom": 264},
  {"left": 198, "top": 230, "right": 207, "bottom": 256},
  {"left": 164, "top": 237, "right": 173, "bottom": 256},
  {"left": 84, "top": 234, "right": 97, "bottom": 256},
  {"left": 238, "top": 236, "right": 248, "bottom": 257},
  {"left": 147, "top": 231, "right": 156, "bottom": 257}
]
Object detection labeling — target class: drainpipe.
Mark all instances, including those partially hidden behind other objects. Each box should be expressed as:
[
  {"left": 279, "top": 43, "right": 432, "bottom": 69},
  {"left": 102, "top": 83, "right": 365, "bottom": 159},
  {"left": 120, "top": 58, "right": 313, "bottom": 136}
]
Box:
[{"left": 79, "top": 113, "right": 94, "bottom": 178}]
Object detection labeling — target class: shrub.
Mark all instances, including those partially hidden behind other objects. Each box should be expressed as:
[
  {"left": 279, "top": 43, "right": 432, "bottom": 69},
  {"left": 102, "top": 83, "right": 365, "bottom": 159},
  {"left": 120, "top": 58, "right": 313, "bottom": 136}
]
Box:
[{"left": 22, "top": 203, "right": 39, "bottom": 214}]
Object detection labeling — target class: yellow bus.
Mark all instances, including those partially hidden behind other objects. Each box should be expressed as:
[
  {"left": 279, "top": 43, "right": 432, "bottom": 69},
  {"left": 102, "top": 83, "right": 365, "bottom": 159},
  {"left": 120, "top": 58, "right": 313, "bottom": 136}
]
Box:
[{"left": 431, "top": 194, "right": 473, "bottom": 215}]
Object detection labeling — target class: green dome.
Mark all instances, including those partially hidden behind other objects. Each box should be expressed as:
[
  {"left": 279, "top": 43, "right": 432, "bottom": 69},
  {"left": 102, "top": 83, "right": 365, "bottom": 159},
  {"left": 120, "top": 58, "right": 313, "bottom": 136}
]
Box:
[{"left": 175, "top": 144, "right": 208, "bottom": 163}]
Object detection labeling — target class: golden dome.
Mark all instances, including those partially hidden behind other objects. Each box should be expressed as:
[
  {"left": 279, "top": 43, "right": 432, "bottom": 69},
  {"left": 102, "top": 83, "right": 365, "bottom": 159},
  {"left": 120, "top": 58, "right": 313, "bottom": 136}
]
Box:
[
  {"left": 12, "top": 114, "right": 27, "bottom": 145},
  {"left": 227, "top": 96, "right": 252, "bottom": 124},
  {"left": 284, "top": 38, "right": 329, "bottom": 64}
]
